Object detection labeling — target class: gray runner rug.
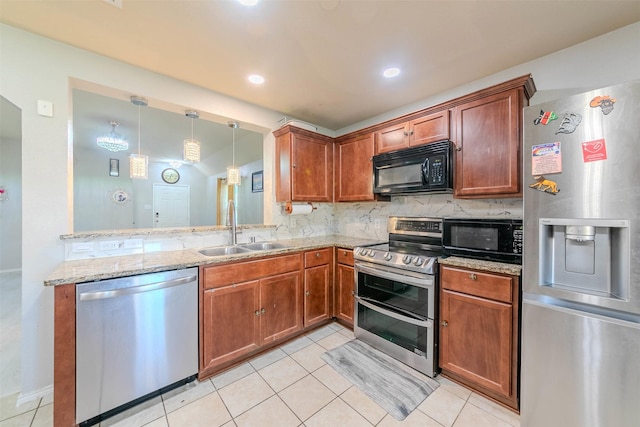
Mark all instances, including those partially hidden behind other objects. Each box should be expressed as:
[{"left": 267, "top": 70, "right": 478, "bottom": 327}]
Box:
[{"left": 321, "top": 339, "right": 439, "bottom": 421}]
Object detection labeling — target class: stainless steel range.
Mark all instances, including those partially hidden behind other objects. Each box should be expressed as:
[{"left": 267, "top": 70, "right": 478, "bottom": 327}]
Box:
[{"left": 354, "top": 217, "right": 443, "bottom": 377}]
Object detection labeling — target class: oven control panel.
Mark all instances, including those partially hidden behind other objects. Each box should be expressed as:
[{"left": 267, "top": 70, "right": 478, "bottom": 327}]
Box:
[{"left": 354, "top": 246, "right": 438, "bottom": 274}]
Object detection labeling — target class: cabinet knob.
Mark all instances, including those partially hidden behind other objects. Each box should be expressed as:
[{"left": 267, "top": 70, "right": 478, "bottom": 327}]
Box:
[
  {"left": 343, "top": 251, "right": 347, "bottom": 256},
  {"left": 315, "top": 252, "right": 320, "bottom": 258},
  {"left": 441, "top": 320, "right": 448, "bottom": 327},
  {"left": 292, "top": 164, "right": 297, "bottom": 168},
  {"left": 261, "top": 308, "right": 266, "bottom": 314},
  {"left": 305, "top": 290, "right": 310, "bottom": 296},
  {"left": 469, "top": 273, "right": 477, "bottom": 280},
  {"left": 409, "top": 130, "right": 414, "bottom": 136},
  {"left": 255, "top": 310, "right": 260, "bottom": 316},
  {"left": 403, "top": 131, "right": 409, "bottom": 137}
]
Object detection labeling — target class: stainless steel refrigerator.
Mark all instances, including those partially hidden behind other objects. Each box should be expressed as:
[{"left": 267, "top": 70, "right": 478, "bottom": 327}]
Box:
[{"left": 521, "top": 80, "right": 640, "bottom": 426}]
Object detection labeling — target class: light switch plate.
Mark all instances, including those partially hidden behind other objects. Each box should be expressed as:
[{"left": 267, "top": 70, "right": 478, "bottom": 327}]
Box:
[{"left": 37, "top": 100, "right": 53, "bottom": 117}]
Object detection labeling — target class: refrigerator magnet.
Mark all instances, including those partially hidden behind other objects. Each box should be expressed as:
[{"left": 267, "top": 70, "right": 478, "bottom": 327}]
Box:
[
  {"left": 581, "top": 139, "right": 608, "bottom": 163},
  {"left": 532, "top": 142, "right": 562, "bottom": 175},
  {"left": 533, "top": 110, "right": 558, "bottom": 125},
  {"left": 590, "top": 95, "right": 616, "bottom": 115},
  {"left": 555, "top": 113, "right": 582, "bottom": 134},
  {"left": 529, "top": 175, "right": 560, "bottom": 195}
]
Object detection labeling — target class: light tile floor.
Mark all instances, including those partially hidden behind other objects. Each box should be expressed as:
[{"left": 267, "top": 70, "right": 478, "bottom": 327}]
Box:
[{"left": 0, "top": 323, "right": 521, "bottom": 427}]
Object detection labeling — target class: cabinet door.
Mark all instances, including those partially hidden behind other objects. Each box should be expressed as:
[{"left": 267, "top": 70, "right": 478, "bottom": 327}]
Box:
[
  {"left": 335, "top": 133, "right": 376, "bottom": 201},
  {"left": 260, "top": 271, "right": 303, "bottom": 344},
  {"left": 291, "top": 133, "right": 333, "bottom": 202},
  {"left": 440, "top": 289, "right": 513, "bottom": 398},
  {"left": 409, "top": 110, "right": 450, "bottom": 147},
  {"left": 201, "top": 281, "right": 260, "bottom": 373},
  {"left": 375, "top": 122, "right": 409, "bottom": 154},
  {"left": 453, "top": 88, "right": 521, "bottom": 198},
  {"left": 304, "top": 264, "right": 331, "bottom": 327},
  {"left": 335, "top": 263, "right": 355, "bottom": 326}
]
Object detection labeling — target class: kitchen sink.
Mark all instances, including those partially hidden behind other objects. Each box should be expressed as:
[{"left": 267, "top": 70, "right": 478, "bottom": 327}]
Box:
[
  {"left": 198, "top": 246, "right": 252, "bottom": 257},
  {"left": 240, "top": 242, "right": 289, "bottom": 251},
  {"left": 198, "top": 242, "right": 289, "bottom": 257}
]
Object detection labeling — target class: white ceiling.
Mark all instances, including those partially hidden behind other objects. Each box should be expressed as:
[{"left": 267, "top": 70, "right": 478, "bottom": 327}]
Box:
[{"left": 1, "top": 0, "right": 639, "bottom": 130}]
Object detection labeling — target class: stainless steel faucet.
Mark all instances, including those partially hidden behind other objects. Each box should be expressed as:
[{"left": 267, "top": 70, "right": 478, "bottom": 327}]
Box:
[{"left": 228, "top": 199, "right": 241, "bottom": 245}]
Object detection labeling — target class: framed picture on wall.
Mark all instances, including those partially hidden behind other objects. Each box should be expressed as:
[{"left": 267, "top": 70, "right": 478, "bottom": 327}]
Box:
[
  {"left": 109, "top": 159, "right": 119, "bottom": 177},
  {"left": 252, "top": 170, "right": 263, "bottom": 193}
]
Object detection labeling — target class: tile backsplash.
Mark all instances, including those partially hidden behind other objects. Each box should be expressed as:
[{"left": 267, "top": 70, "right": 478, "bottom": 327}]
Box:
[{"left": 63, "top": 194, "right": 522, "bottom": 260}]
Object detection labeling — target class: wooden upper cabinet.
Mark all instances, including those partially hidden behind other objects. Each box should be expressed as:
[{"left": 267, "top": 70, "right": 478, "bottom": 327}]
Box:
[
  {"left": 453, "top": 88, "right": 524, "bottom": 198},
  {"left": 410, "top": 110, "right": 450, "bottom": 147},
  {"left": 274, "top": 125, "right": 334, "bottom": 202},
  {"left": 375, "top": 110, "right": 450, "bottom": 154},
  {"left": 334, "top": 132, "right": 376, "bottom": 202}
]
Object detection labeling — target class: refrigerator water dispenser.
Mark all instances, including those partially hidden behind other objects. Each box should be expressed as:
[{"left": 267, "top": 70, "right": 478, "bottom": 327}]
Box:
[{"left": 539, "top": 218, "right": 629, "bottom": 300}]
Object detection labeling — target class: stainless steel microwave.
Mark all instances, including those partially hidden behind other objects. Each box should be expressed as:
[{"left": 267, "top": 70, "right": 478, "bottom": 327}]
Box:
[
  {"left": 442, "top": 218, "right": 523, "bottom": 264},
  {"left": 372, "top": 140, "right": 453, "bottom": 195}
]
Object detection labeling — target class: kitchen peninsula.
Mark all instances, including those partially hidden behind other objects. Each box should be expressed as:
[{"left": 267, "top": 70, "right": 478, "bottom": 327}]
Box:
[{"left": 47, "top": 234, "right": 382, "bottom": 426}]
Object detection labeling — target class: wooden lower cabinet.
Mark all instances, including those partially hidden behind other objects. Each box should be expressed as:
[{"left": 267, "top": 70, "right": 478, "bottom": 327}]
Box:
[
  {"left": 304, "top": 248, "right": 333, "bottom": 327},
  {"left": 200, "top": 254, "right": 303, "bottom": 378},
  {"left": 334, "top": 247, "right": 355, "bottom": 327},
  {"left": 202, "top": 281, "right": 260, "bottom": 370},
  {"left": 439, "top": 265, "right": 520, "bottom": 411}
]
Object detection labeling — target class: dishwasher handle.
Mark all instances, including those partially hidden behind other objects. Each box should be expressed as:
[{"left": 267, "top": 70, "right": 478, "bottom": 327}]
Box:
[{"left": 79, "top": 275, "right": 197, "bottom": 301}]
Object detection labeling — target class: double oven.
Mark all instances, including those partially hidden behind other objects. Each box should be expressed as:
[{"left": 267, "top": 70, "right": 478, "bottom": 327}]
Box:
[
  {"left": 354, "top": 216, "right": 523, "bottom": 378},
  {"left": 354, "top": 217, "right": 443, "bottom": 377}
]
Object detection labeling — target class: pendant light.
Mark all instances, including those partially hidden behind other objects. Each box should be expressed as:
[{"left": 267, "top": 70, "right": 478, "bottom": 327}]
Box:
[
  {"left": 96, "top": 121, "right": 128, "bottom": 152},
  {"left": 129, "top": 96, "right": 148, "bottom": 180},
  {"left": 226, "top": 121, "right": 241, "bottom": 185},
  {"left": 183, "top": 110, "right": 200, "bottom": 163}
]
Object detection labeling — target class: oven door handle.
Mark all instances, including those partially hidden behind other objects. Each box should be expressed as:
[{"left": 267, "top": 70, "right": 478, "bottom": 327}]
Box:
[
  {"left": 355, "top": 295, "right": 433, "bottom": 328},
  {"left": 355, "top": 264, "right": 434, "bottom": 289}
]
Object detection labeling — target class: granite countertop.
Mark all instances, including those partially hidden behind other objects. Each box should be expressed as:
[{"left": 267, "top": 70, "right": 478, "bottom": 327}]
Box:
[
  {"left": 438, "top": 256, "right": 522, "bottom": 276},
  {"left": 45, "top": 235, "right": 384, "bottom": 286}
]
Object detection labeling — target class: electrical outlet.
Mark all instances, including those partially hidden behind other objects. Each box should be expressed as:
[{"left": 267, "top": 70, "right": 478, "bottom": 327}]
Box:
[
  {"left": 99, "top": 241, "right": 119, "bottom": 251},
  {"left": 123, "top": 239, "right": 143, "bottom": 249},
  {"left": 72, "top": 242, "right": 94, "bottom": 252}
]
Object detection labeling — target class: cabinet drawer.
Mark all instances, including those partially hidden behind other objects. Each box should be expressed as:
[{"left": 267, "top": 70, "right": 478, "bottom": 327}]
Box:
[
  {"left": 440, "top": 266, "right": 514, "bottom": 303},
  {"left": 305, "top": 248, "right": 332, "bottom": 268},
  {"left": 203, "top": 253, "right": 302, "bottom": 290},
  {"left": 335, "top": 247, "right": 354, "bottom": 266}
]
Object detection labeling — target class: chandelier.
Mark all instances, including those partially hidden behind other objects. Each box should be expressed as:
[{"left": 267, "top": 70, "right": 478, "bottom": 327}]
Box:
[{"left": 97, "top": 121, "right": 128, "bottom": 152}]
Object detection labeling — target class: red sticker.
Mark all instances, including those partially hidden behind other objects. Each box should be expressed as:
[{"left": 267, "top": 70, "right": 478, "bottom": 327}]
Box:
[{"left": 581, "top": 139, "right": 607, "bottom": 163}]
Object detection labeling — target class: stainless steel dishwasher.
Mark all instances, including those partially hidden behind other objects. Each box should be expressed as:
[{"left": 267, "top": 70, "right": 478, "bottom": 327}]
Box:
[{"left": 76, "top": 268, "right": 198, "bottom": 425}]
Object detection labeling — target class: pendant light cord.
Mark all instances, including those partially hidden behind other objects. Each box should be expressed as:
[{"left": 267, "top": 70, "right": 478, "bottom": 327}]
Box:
[
  {"left": 137, "top": 105, "right": 141, "bottom": 155},
  {"left": 232, "top": 126, "right": 235, "bottom": 166}
]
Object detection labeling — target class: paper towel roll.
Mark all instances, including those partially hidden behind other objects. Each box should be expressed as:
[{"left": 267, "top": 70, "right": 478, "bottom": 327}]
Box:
[{"left": 285, "top": 203, "right": 315, "bottom": 215}]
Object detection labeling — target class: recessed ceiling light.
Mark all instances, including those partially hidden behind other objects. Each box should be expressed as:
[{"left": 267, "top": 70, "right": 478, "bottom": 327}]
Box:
[
  {"left": 237, "top": 0, "right": 260, "bottom": 6},
  {"left": 383, "top": 67, "right": 401, "bottom": 78},
  {"left": 248, "top": 74, "right": 265, "bottom": 84}
]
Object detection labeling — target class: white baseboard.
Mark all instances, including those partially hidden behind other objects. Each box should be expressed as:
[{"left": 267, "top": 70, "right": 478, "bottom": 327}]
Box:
[{"left": 16, "top": 384, "right": 53, "bottom": 407}]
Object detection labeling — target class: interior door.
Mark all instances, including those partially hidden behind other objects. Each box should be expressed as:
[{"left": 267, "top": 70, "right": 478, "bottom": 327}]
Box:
[{"left": 153, "top": 184, "right": 190, "bottom": 228}]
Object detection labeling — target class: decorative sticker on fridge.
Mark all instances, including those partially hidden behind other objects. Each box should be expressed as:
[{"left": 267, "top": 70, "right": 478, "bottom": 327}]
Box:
[
  {"left": 533, "top": 110, "right": 558, "bottom": 125},
  {"left": 529, "top": 175, "right": 559, "bottom": 195},
  {"left": 532, "top": 142, "right": 562, "bottom": 175},
  {"left": 590, "top": 96, "right": 616, "bottom": 115},
  {"left": 581, "top": 139, "right": 608, "bottom": 163},
  {"left": 555, "top": 113, "right": 582, "bottom": 134}
]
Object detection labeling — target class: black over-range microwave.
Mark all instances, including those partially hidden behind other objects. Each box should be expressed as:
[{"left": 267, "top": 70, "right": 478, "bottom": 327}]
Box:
[
  {"left": 372, "top": 140, "right": 453, "bottom": 195},
  {"left": 442, "top": 218, "right": 523, "bottom": 264}
]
